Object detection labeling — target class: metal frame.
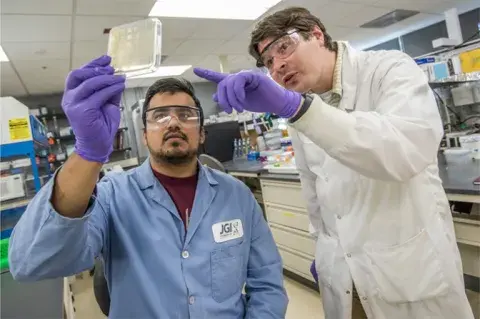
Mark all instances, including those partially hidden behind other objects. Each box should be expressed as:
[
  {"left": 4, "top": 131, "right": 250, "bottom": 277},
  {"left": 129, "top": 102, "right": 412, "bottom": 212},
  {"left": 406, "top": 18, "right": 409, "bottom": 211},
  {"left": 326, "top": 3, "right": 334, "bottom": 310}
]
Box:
[
  {"left": 1, "top": 121, "right": 51, "bottom": 243},
  {"left": 0, "top": 141, "right": 49, "bottom": 191}
]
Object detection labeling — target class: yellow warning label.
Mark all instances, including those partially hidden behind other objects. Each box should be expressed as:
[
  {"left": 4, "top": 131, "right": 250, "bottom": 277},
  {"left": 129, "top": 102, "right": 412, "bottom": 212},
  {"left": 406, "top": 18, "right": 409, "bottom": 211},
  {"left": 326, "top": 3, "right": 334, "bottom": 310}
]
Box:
[
  {"left": 459, "top": 48, "right": 480, "bottom": 73},
  {"left": 8, "top": 117, "right": 31, "bottom": 141}
]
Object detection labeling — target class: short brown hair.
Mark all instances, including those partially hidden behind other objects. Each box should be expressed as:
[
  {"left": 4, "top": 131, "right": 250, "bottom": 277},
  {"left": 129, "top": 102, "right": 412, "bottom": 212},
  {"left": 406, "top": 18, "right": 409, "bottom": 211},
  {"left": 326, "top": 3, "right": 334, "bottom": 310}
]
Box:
[{"left": 249, "top": 7, "right": 336, "bottom": 65}]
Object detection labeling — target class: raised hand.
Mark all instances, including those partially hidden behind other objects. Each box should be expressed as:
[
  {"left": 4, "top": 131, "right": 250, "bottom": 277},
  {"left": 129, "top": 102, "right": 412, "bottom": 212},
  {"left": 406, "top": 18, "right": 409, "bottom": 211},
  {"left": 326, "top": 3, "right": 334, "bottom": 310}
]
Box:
[
  {"left": 62, "top": 55, "right": 126, "bottom": 163},
  {"left": 193, "top": 68, "right": 301, "bottom": 118}
]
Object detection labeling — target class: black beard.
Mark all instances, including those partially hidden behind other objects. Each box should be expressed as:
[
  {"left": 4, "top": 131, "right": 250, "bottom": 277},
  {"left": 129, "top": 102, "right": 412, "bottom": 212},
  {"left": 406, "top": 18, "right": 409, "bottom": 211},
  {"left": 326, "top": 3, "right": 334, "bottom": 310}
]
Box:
[{"left": 147, "top": 142, "right": 198, "bottom": 165}]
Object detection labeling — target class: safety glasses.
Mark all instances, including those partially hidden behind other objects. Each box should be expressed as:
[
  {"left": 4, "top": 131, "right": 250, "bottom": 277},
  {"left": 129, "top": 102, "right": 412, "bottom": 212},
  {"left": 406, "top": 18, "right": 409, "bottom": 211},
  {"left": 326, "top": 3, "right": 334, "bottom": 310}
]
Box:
[
  {"left": 257, "top": 29, "right": 300, "bottom": 70},
  {"left": 145, "top": 105, "right": 201, "bottom": 131}
]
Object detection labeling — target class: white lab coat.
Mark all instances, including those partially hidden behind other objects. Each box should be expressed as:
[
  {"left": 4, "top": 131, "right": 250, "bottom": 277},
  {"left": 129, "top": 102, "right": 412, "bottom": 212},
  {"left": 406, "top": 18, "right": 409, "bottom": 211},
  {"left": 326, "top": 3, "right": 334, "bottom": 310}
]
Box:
[{"left": 289, "top": 43, "right": 474, "bottom": 319}]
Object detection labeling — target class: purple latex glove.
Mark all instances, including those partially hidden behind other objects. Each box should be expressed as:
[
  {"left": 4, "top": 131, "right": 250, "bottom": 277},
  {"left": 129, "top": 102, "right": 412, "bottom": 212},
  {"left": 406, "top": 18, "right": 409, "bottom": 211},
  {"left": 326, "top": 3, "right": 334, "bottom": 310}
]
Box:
[
  {"left": 310, "top": 260, "right": 318, "bottom": 284},
  {"left": 193, "top": 68, "right": 302, "bottom": 118},
  {"left": 61, "top": 55, "right": 126, "bottom": 163}
]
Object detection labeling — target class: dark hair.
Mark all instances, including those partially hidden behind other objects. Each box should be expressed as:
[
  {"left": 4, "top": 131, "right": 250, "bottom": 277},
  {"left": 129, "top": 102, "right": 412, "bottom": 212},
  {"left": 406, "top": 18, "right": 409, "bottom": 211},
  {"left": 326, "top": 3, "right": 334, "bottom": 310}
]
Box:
[
  {"left": 249, "top": 7, "right": 336, "bottom": 66},
  {"left": 142, "top": 77, "right": 204, "bottom": 127}
]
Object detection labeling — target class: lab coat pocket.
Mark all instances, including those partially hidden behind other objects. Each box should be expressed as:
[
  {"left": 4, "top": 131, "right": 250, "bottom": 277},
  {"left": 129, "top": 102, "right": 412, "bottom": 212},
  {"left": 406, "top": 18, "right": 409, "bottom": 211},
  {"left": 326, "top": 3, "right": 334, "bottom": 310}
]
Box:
[
  {"left": 365, "top": 229, "right": 450, "bottom": 304},
  {"left": 211, "top": 243, "right": 244, "bottom": 303}
]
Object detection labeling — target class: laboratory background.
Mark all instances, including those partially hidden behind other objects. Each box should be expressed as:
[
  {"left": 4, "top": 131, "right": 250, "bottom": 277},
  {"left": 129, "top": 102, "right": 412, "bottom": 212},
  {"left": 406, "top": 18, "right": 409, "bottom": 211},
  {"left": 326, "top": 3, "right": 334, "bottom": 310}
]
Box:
[{"left": 0, "top": 0, "right": 479, "bottom": 318}]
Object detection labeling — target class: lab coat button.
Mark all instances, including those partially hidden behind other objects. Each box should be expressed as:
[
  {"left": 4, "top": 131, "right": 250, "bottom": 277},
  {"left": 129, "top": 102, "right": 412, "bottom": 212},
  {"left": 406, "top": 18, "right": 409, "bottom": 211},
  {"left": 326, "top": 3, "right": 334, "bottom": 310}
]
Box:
[
  {"left": 346, "top": 253, "right": 352, "bottom": 258},
  {"left": 362, "top": 297, "right": 368, "bottom": 301},
  {"left": 346, "top": 290, "right": 351, "bottom": 294},
  {"left": 189, "top": 296, "right": 195, "bottom": 305},
  {"left": 336, "top": 215, "right": 341, "bottom": 220},
  {"left": 182, "top": 251, "right": 189, "bottom": 259}
]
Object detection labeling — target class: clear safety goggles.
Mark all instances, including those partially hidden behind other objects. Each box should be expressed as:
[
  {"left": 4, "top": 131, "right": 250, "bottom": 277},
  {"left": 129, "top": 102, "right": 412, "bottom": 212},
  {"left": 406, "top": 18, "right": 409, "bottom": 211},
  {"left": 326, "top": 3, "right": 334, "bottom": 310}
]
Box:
[
  {"left": 145, "top": 105, "right": 201, "bottom": 130},
  {"left": 257, "top": 29, "right": 300, "bottom": 71}
]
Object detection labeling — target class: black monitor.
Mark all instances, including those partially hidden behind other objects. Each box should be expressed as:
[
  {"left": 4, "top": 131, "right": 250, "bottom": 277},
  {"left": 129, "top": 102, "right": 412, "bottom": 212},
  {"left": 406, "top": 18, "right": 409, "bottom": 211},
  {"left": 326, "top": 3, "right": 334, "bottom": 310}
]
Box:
[{"left": 201, "top": 121, "right": 241, "bottom": 163}]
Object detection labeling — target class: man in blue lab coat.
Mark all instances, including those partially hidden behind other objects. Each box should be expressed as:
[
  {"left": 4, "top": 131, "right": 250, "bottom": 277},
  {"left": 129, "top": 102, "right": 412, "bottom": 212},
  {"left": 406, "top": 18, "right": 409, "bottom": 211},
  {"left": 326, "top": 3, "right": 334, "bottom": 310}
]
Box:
[{"left": 8, "top": 55, "right": 288, "bottom": 319}]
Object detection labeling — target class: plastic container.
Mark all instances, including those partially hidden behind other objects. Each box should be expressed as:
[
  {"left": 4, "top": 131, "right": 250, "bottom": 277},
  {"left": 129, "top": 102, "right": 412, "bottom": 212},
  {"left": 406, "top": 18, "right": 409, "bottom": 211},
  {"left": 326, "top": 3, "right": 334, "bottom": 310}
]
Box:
[
  {"left": 256, "top": 136, "right": 266, "bottom": 152},
  {"left": 265, "top": 137, "right": 281, "bottom": 150},
  {"left": 0, "top": 161, "right": 11, "bottom": 171},
  {"left": 459, "top": 134, "right": 480, "bottom": 160},
  {"left": 451, "top": 85, "right": 474, "bottom": 106},
  {"left": 259, "top": 149, "right": 284, "bottom": 158},
  {"left": 472, "top": 83, "right": 480, "bottom": 113},
  {"left": 0, "top": 174, "right": 25, "bottom": 201},
  {"left": 263, "top": 151, "right": 297, "bottom": 174},
  {"left": 108, "top": 18, "right": 162, "bottom": 78},
  {"left": 472, "top": 83, "right": 480, "bottom": 103},
  {"left": 443, "top": 148, "right": 472, "bottom": 162},
  {"left": 0, "top": 238, "right": 9, "bottom": 271},
  {"left": 264, "top": 130, "right": 283, "bottom": 140}
]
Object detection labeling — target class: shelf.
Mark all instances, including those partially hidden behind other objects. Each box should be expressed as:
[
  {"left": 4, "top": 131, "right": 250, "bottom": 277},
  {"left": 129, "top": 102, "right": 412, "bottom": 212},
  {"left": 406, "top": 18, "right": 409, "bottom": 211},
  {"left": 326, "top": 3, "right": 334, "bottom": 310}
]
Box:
[
  {"left": 25, "top": 175, "right": 50, "bottom": 182},
  {"left": 37, "top": 113, "right": 67, "bottom": 121},
  {"left": 44, "top": 147, "right": 131, "bottom": 166},
  {"left": 53, "top": 127, "right": 127, "bottom": 143},
  {"left": 33, "top": 138, "right": 50, "bottom": 148},
  {"left": 429, "top": 79, "right": 480, "bottom": 89},
  {"left": 103, "top": 157, "right": 139, "bottom": 170},
  {"left": 56, "top": 135, "right": 75, "bottom": 141},
  {"left": 1, "top": 195, "right": 35, "bottom": 212},
  {"left": 1, "top": 141, "right": 47, "bottom": 158},
  {"left": 450, "top": 101, "right": 480, "bottom": 108}
]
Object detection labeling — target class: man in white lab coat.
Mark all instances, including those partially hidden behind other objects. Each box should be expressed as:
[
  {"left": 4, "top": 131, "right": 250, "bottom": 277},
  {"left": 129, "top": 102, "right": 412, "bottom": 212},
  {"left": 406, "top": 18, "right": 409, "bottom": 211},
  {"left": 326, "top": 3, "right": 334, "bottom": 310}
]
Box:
[{"left": 194, "top": 6, "right": 475, "bottom": 319}]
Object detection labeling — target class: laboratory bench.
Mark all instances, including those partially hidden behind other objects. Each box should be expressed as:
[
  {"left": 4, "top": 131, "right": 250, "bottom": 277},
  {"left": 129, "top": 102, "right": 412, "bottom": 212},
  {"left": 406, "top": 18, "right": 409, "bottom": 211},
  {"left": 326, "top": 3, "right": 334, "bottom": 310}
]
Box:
[
  {"left": 223, "top": 157, "right": 480, "bottom": 293},
  {"left": 0, "top": 157, "right": 140, "bottom": 319},
  {"left": 0, "top": 197, "right": 65, "bottom": 319},
  {"left": 1, "top": 156, "right": 477, "bottom": 318}
]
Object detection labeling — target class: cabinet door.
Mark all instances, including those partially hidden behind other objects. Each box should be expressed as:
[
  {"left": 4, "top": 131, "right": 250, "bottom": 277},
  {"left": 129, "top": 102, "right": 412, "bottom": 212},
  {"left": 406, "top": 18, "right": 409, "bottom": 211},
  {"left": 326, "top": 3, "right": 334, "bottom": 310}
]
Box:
[
  {"left": 270, "top": 224, "right": 315, "bottom": 258},
  {"left": 261, "top": 180, "right": 307, "bottom": 209},
  {"left": 266, "top": 203, "right": 309, "bottom": 232},
  {"left": 278, "top": 246, "right": 314, "bottom": 281}
]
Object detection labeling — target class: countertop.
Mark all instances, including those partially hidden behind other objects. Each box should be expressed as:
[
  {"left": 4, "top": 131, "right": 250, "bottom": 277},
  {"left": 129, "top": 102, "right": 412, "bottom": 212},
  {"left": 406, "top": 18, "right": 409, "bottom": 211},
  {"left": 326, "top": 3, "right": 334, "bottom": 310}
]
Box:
[
  {"left": 223, "top": 159, "right": 265, "bottom": 174},
  {"left": 1, "top": 197, "right": 33, "bottom": 211},
  {"left": 2, "top": 156, "right": 477, "bottom": 211},
  {"left": 223, "top": 156, "right": 480, "bottom": 196}
]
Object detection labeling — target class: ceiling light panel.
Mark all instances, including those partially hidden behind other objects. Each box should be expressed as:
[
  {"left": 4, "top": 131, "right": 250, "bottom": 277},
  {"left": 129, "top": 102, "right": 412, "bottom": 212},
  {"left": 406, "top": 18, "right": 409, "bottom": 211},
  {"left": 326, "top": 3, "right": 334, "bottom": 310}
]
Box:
[
  {"left": 361, "top": 9, "right": 419, "bottom": 28},
  {"left": 149, "top": 0, "right": 282, "bottom": 20},
  {"left": 0, "top": 46, "right": 9, "bottom": 62}
]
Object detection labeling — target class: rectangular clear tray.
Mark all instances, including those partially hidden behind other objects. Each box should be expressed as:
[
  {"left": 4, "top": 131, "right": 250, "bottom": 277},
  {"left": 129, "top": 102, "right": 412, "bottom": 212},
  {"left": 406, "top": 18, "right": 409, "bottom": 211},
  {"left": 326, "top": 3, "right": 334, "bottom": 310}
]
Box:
[{"left": 107, "top": 18, "right": 162, "bottom": 78}]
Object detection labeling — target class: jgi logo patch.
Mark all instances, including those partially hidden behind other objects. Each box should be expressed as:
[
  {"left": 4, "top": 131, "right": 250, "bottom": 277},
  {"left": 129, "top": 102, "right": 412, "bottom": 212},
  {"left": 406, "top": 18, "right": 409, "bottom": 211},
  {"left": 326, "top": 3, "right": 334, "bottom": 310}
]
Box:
[{"left": 212, "top": 219, "right": 244, "bottom": 243}]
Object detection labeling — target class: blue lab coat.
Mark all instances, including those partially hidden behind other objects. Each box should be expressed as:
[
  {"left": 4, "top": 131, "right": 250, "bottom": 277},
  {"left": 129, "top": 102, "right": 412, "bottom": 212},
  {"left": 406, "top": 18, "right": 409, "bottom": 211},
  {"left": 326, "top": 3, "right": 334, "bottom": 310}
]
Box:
[{"left": 8, "top": 160, "right": 288, "bottom": 318}]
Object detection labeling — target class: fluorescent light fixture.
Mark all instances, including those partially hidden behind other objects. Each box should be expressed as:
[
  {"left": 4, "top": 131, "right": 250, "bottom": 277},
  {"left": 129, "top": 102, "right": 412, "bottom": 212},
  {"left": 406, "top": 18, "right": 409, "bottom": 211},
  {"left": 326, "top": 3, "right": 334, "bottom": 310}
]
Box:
[
  {"left": 0, "top": 46, "right": 9, "bottom": 62},
  {"left": 149, "top": 0, "right": 281, "bottom": 20},
  {"left": 129, "top": 65, "right": 192, "bottom": 79}
]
